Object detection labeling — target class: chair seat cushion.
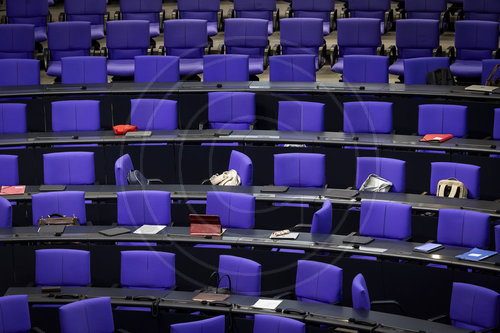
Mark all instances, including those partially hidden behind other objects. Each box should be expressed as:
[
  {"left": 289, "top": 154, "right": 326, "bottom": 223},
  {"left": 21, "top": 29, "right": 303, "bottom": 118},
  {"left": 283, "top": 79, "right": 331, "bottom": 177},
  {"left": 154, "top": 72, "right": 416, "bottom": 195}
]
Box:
[
  {"left": 35, "top": 27, "right": 47, "bottom": 42},
  {"left": 249, "top": 57, "right": 264, "bottom": 75},
  {"left": 107, "top": 59, "right": 135, "bottom": 76},
  {"left": 179, "top": 58, "right": 203, "bottom": 76},
  {"left": 388, "top": 59, "right": 404, "bottom": 76},
  {"left": 331, "top": 57, "right": 344, "bottom": 73},
  {"left": 207, "top": 22, "right": 218, "bottom": 36},
  {"left": 91, "top": 25, "right": 105, "bottom": 40},
  {"left": 450, "top": 60, "right": 482, "bottom": 78},
  {"left": 46, "top": 61, "right": 62, "bottom": 77}
]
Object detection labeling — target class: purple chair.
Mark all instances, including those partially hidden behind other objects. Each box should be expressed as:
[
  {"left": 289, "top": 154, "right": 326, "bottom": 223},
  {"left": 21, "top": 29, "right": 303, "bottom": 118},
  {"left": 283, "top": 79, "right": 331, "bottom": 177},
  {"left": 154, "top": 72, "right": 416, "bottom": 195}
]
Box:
[
  {"left": 253, "top": 314, "right": 305, "bottom": 333},
  {"left": 231, "top": 0, "right": 277, "bottom": 35},
  {"left": 311, "top": 199, "right": 332, "bottom": 234},
  {"left": 228, "top": 150, "right": 253, "bottom": 186},
  {"left": 278, "top": 18, "right": 326, "bottom": 70},
  {"left": 171, "top": 315, "right": 225, "bottom": 333},
  {"left": 105, "top": 20, "right": 150, "bottom": 77},
  {"left": 418, "top": 104, "right": 467, "bottom": 137},
  {"left": 115, "top": 154, "right": 134, "bottom": 185},
  {"left": 356, "top": 157, "right": 406, "bottom": 193},
  {"left": 0, "top": 103, "right": 27, "bottom": 134},
  {"left": 43, "top": 152, "right": 95, "bottom": 185},
  {"left": 0, "top": 155, "right": 18, "bottom": 187},
  {"left": 0, "top": 24, "right": 35, "bottom": 59},
  {"left": 278, "top": 101, "right": 324, "bottom": 132},
  {"left": 495, "top": 108, "right": 500, "bottom": 140},
  {"left": 352, "top": 273, "right": 370, "bottom": 310},
  {"left": 481, "top": 59, "right": 500, "bottom": 85},
  {"left": 32, "top": 191, "right": 86, "bottom": 226},
  {"left": 448, "top": 283, "right": 500, "bottom": 331},
  {"left": 63, "top": 0, "right": 107, "bottom": 41},
  {"left": 347, "top": 0, "right": 392, "bottom": 34},
  {"left": 203, "top": 55, "right": 249, "bottom": 82},
  {"left": 404, "top": 57, "right": 450, "bottom": 84},
  {"left": 131, "top": 99, "right": 178, "bottom": 130},
  {"left": 359, "top": 200, "right": 411, "bottom": 240},
  {"left": 117, "top": 190, "right": 171, "bottom": 226},
  {"left": 343, "top": 55, "right": 389, "bottom": 83},
  {"left": 163, "top": 19, "right": 207, "bottom": 76},
  {"left": 343, "top": 101, "right": 393, "bottom": 134},
  {"left": 207, "top": 92, "right": 255, "bottom": 130},
  {"left": 389, "top": 19, "right": 440, "bottom": 77},
  {"left": 51, "top": 100, "right": 100, "bottom": 132},
  {"left": 295, "top": 260, "right": 342, "bottom": 304},
  {"left": 463, "top": 0, "right": 500, "bottom": 22},
  {"left": 274, "top": 153, "right": 326, "bottom": 188},
  {"left": 61, "top": 56, "right": 107, "bottom": 84},
  {"left": 289, "top": 0, "right": 336, "bottom": 35},
  {"left": 450, "top": 21, "right": 499, "bottom": 79},
  {"left": 121, "top": 251, "right": 175, "bottom": 289},
  {"left": 175, "top": 0, "right": 221, "bottom": 37},
  {"left": 0, "top": 295, "right": 34, "bottom": 332},
  {"left": 437, "top": 209, "right": 490, "bottom": 249},
  {"left": 135, "top": 55, "right": 180, "bottom": 83},
  {"left": 206, "top": 192, "right": 255, "bottom": 229},
  {"left": 59, "top": 297, "right": 115, "bottom": 333},
  {"left": 45, "top": 22, "right": 92, "bottom": 77},
  {"left": 35, "top": 249, "right": 90, "bottom": 286},
  {"left": 218, "top": 255, "right": 261, "bottom": 296},
  {"left": 0, "top": 196, "right": 12, "bottom": 228},
  {"left": 0, "top": 59, "right": 40, "bottom": 86},
  {"left": 405, "top": 0, "right": 447, "bottom": 26},
  {"left": 269, "top": 55, "right": 316, "bottom": 82},
  {"left": 117, "top": 0, "right": 164, "bottom": 38},
  {"left": 430, "top": 162, "right": 480, "bottom": 199},
  {"left": 495, "top": 225, "right": 500, "bottom": 252},
  {"left": 331, "top": 18, "right": 382, "bottom": 74},
  {"left": 223, "top": 18, "right": 269, "bottom": 76},
  {"left": 6, "top": 0, "right": 49, "bottom": 42}
]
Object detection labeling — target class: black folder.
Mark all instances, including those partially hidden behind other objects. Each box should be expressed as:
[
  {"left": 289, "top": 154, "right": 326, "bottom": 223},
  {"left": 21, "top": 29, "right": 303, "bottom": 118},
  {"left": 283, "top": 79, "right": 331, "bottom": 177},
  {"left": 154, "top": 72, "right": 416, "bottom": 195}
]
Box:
[{"left": 99, "top": 227, "right": 131, "bottom": 237}]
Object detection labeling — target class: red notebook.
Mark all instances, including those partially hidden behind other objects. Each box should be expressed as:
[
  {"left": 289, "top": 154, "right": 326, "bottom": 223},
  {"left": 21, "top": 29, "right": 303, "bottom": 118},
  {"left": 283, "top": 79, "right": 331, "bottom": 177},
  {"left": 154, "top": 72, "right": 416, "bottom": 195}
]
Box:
[
  {"left": 189, "top": 214, "right": 223, "bottom": 236},
  {"left": 0, "top": 185, "right": 26, "bottom": 195},
  {"left": 420, "top": 134, "right": 453, "bottom": 143}
]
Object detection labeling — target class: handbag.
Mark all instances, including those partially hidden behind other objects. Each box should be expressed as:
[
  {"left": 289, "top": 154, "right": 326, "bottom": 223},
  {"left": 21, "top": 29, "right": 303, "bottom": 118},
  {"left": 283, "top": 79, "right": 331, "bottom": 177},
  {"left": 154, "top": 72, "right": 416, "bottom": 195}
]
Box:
[
  {"left": 38, "top": 213, "right": 79, "bottom": 226},
  {"left": 436, "top": 178, "right": 468, "bottom": 198},
  {"left": 113, "top": 125, "right": 138, "bottom": 135},
  {"left": 359, "top": 174, "right": 393, "bottom": 192},
  {"left": 127, "top": 170, "right": 149, "bottom": 185},
  {"left": 204, "top": 169, "right": 241, "bottom": 186}
]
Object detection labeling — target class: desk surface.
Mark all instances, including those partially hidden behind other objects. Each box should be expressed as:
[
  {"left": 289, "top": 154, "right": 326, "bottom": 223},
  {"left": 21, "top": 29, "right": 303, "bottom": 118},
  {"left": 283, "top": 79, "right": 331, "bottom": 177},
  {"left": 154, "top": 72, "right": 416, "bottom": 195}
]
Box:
[{"left": 5, "top": 287, "right": 468, "bottom": 333}]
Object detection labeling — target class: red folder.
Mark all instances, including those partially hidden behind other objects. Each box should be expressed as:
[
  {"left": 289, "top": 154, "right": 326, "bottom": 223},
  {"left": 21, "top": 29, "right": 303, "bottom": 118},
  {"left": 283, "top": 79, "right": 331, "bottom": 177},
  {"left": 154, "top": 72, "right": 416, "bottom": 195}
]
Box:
[
  {"left": 0, "top": 185, "right": 26, "bottom": 195},
  {"left": 189, "top": 214, "right": 223, "bottom": 236},
  {"left": 420, "top": 134, "right": 453, "bottom": 143}
]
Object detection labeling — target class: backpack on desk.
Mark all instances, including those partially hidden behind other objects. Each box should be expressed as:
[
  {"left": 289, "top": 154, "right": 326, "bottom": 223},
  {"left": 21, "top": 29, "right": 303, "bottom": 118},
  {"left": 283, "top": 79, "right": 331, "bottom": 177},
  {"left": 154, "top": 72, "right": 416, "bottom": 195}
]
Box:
[{"left": 436, "top": 178, "right": 468, "bottom": 198}]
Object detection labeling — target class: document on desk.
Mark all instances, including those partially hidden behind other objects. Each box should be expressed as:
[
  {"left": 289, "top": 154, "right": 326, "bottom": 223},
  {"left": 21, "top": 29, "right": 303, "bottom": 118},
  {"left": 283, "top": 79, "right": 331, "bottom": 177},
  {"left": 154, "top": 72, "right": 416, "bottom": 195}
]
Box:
[
  {"left": 270, "top": 232, "right": 299, "bottom": 240},
  {"left": 252, "top": 299, "right": 282, "bottom": 310},
  {"left": 133, "top": 225, "right": 166, "bottom": 235},
  {"left": 456, "top": 248, "right": 497, "bottom": 261},
  {"left": 358, "top": 246, "right": 387, "bottom": 253}
]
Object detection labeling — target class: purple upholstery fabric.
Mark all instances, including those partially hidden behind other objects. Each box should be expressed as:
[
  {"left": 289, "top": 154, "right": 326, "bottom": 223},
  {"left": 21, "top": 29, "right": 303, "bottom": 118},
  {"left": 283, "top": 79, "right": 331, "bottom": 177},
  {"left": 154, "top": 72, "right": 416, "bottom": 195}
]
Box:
[
  {"left": 352, "top": 273, "right": 371, "bottom": 310},
  {"left": 310, "top": 199, "right": 332, "bottom": 234},
  {"left": 131, "top": 99, "right": 177, "bottom": 130},
  {"left": 348, "top": 0, "right": 390, "bottom": 34},
  {"left": 171, "top": 315, "right": 225, "bottom": 333},
  {"left": 404, "top": 57, "right": 449, "bottom": 84},
  {"left": 405, "top": 0, "right": 447, "bottom": 20},
  {"left": 206, "top": 191, "right": 255, "bottom": 229},
  {"left": 121, "top": 251, "right": 175, "bottom": 289},
  {"left": 51, "top": 100, "right": 100, "bottom": 131},
  {"left": 359, "top": 200, "right": 411, "bottom": 240},
  {"left": 344, "top": 55, "right": 388, "bottom": 83},
  {"left": 177, "top": 0, "right": 220, "bottom": 36},
  {"left": 32, "top": 191, "right": 86, "bottom": 225},
  {"left": 274, "top": 153, "right": 326, "bottom": 188},
  {"left": 343, "top": 101, "right": 393, "bottom": 134},
  {"left": 62, "top": 56, "right": 107, "bottom": 84},
  {"left": 0, "top": 155, "right": 18, "bottom": 187},
  {"left": 464, "top": 0, "right": 500, "bottom": 22},
  {"left": 437, "top": 209, "right": 490, "bottom": 248},
  {"left": 218, "top": 255, "right": 261, "bottom": 296},
  {"left": 418, "top": 104, "right": 467, "bottom": 137},
  {"left": 64, "top": 0, "right": 106, "bottom": 40},
  {"left": 36, "top": 249, "right": 90, "bottom": 286},
  {"left": 59, "top": 297, "right": 115, "bottom": 333},
  {"left": 278, "top": 101, "right": 324, "bottom": 132},
  {"left": 117, "top": 190, "right": 171, "bottom": 226},
  {"left": 0, "top": 196, "right": 12, "bottom": 228},
  {"left": 203, "top": 55, "right": 249, "bottom": 82},
  {"left": 233, "top": 0, "right": 275, "bottom": 35},
  {"left": 356, "top": 157, "right": 406, "bottom": 192},
  {"left": 430, "top": 162, "right": 480, "bottom": 198},
  {"left": 280, "top": 18, "right": 323, "bottom": 70},
  {"left": 0, "top": 103, "right": 27, "bottom": 134},
  {"left": 253, "top": 314, "right": 305, "bottom": 333},
  {"left": 7, "top": 0, "right": 49, "bottom": 42},
  {"left": 208, "top": 92, "right": 255, "bottom": 129},
  {"left": 120, "top": 0, "right": 162, "bottom": 37},
  {"left": 494, "top": 108, "right": 500, "bottom": 140},
  {"left": 228, "top": 150, "right": 253, "bottom": 186},
  {"left": 0, "top": 24, "right": 35, "bottom": 59},
  {"left": 269, "top": 55, "right": 316, "bottom": 82},
  {"left": 291, "top": 0, "right": 335, "bottom": 35},
  {"left": 135, "top": 55, "right": 180, "bottom": 82},
  {"left": 0, "top": 295, "right": 32, "bottom": 332},
  {"left": 115, "top": 154, "right": 134, "bottom": 185},
  {"left": 43, "top": 152, "right": 95, "bottom": 185},
  {"left": 295, "top": 260, "right": 342, "bottom": 304},
  {"left": 495, "top": 225, "right": 500, "bottom": 252},
  {"left": 0, "top": 59, "right": 40, "bottom": 86}
]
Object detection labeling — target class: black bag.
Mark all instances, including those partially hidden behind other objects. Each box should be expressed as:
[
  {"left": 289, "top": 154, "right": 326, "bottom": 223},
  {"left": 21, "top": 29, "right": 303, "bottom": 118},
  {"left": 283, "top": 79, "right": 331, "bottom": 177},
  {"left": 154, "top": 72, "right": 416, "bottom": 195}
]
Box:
[
  {"left": 127, "top": 170, "right": 149, "bottom": 185},
  {"left": 426, "top": 68, "right": 455, "bottom": 85}
]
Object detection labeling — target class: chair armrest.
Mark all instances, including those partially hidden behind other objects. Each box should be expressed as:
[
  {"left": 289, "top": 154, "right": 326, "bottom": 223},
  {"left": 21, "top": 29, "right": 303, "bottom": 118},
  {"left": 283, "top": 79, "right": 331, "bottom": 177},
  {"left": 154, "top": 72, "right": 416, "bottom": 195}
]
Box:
[
  {"left": 217, "top": 9, "right": 224, "bottom": 31},
  {"left": 330, "top": 9, "right": 337, "bottom": 31},
  {"left": 218, "top": 44, "right": 225, "bottom": 54},
  {"left": 249, "top": 120, "right": 257, "bottom": 131},
  {"left": 273, "top": 9, "right": 280, "bottom": 31},
  {"left": 205, "top": 45, "right": 212, "bottom": 55},
  {"left": 148, "top": 46, "right": 154, "bottom": 55},
  {"left": 388, "top": 45, "right": 397, "bottom": 64},
  {"left": 106, "top": 11, "right": 110, "bottom": 21},
  {"left": 264, "top": 45, "right": 270, "bottom": 69},
  {"left": 160, "top": 10, "right": 166, "bottom": 32},
  {"left": 199, "top": 120, "right": 209, "bottom": 130},
  {"left": 42, "top": 48, "right": 50, "bottom": 71},
  {"left": 1, "top": 16, "right": 7, "bottom": 24},
  {"left": 158, "top": 45, "right": 165, "bottom": 56},
  {"left": 371, "top": 300, "right": 406, "bottom": 315},
  {"left": 446, "top": 46, "right": 455, "bottom": 63},
  {"left": 285, "top": 6, "right": 292, "bottom": 18},
  {"left": 291, "top": 224, "right": 312, "bottom": 232},
  {"left": 433, "top": 45, "right": 443, "bottom": 57},
  {"left": 171, "top": 9, "right": 179, "bottom": 20},
  {"left": 47, "top": 12, "right": 52, "bottom": 23},
  {"left": 377, "top": 44, "right": 385, "bottom": 56},
  {"left": 384, "top": 9, "right": 394, "bottom": 32},
  {"left": 273, "top": 291, "right": 294, "bottom": 300},
  {"left": 100, "top": 47, "right": 108, "bottom": 57},
  {"left": 330, "top": 45, "right": 339, "bottom": 66},
  {"left": 147, "top": 179, "right": 164, "bottom": 184},
  {"left": 228, "top": 8, "right": 235, "bottom": 19},
  {"left": 341, "top": 7, "right": 349, "bottom": 19},
  {"left": 428, "top": 314, "right": 449, "bottom": 323},
  {"left": 58, "top": 12, "right": 66, "bottom": 22},
  {"left": 493, "top": 48, "right": 500, "bottom": 59},
  {"left": 272, "top": 44, "right": 281, "bottom": 56},
  {"left": 318, "top": 42, "right": 327, "bottom": 69},
  {"left": 114, "top": 11, "right": 121, "bottom": 21},
  {"left": 30, "top": 328, "right": 45, "bottom": 333}
]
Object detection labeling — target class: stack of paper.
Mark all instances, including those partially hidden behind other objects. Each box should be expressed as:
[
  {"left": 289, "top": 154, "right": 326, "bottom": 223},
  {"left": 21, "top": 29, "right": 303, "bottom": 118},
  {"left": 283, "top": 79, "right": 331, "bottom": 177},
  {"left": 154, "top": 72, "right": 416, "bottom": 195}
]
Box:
[{"left": 133, "top": 225, "right": 166, "bottom": 235}]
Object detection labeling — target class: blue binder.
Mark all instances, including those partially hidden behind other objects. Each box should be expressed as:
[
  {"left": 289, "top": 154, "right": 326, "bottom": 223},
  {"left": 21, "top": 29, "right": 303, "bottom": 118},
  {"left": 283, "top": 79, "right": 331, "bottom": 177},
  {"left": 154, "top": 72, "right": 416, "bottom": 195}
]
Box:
[{"left": 455, "top": 248, "right": 498, "bottom": 262}]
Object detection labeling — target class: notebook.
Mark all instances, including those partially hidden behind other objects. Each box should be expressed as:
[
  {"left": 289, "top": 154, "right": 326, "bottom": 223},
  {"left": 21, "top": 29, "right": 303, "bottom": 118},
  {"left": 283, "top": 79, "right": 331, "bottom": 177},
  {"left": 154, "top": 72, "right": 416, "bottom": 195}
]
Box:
[
  {"left": 464, "top": 85, "right": 498, "bottom": 93},
  {"left": 343, "top": 235, "right": 374, "bottom": 245},
  {"left": 413, "top": 243, "right": 444, "bottom": 253},
  {"left": 99, "top": 227, "right": 132, "bottom": 237},
  {"left": 125, "top": 131, "right": 152, "bottom": 137},
  {"left": 39, "top": 185, "right": 66, "bottom": 192},
  {"left": 456, "top": 248, "right": 497, "bottom": 262},
  {"left": 192, "top": 292, "right": 230, "bottom": 302},
  {"left": 38, "top": 225, "right": 65, "bottom": 235},
  {"left": 420, "top": 134, "right": 453, "bottom": 143},
  {"left": 0, "top": 186, "right": 26, "bottom": 195},
  {"left": 260, "top": 186, "right": 289, "bottom": 193}
]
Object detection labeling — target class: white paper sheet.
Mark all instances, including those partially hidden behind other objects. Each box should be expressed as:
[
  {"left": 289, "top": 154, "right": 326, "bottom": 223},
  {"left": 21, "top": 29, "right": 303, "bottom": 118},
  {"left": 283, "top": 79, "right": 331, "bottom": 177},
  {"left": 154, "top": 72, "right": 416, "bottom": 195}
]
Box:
[
  {"left": 252, "top": 299, "right": 283, "bottom": 310},
  {"left": 133, "top": 225, "right": 166, "bottom": 235}
]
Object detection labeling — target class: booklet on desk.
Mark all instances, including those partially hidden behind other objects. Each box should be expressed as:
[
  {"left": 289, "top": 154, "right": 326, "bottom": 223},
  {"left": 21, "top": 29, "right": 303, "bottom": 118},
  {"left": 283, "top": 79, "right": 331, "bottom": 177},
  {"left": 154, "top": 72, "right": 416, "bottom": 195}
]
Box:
[
  {"left": 456, "top": 248, "right": 497, "bottom": 261},
  {"left": 0, "top": 186, "right": 25, "bottom": 195},
  {"left": 413, "top": 243, "right": 444, "bottom": 253},
  {"left": 420, "top": 134, "right": 453, "bottom": 143}
]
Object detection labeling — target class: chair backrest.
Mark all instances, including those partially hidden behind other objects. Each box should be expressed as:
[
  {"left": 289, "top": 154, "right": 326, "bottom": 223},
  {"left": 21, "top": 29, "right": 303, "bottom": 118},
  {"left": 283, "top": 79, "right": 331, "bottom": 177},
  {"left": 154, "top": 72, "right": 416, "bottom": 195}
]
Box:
[
  {"left": 106, "top": 20, "right": 150, "bottom": 60},
  {"left": 455, "top": 20, "right": 499, "bottom": 61},
  {"left": 206, "top": 192, "right": 255, "bottom": 229},
  {"left": 0, "top": 155, "right": 18, "bottom": 187},
  {"left": 280, "top": 18, "right": 324, "bottom": 55},
  {"left": 430, "top": 162, "right": 480, "bottom": 199},
  {"left": 450, "top": 282, "right": 500, "bottom": 331},
  {"left": 32, "top": 191, "right": 86, "bottom": 226},
  {"left": 418, "top": 104, "right": 467, "bottom": 137},
  {"left": 65, "top": 0, "right": 107, "bottom": 24},
  {"left": 494, "top": 108, "right": 500, "bottom": 140},
  {"left": 295, "top": 260, "right": 342, "bottom": 304},
  {"left": 343, "top": 55, "right": 388, "bottom": 83},
  {"left": 343, "top": 101, "right": 393, "bottom": 134},
  {"left": 337, "top": 18, "right": 381, "bottom": 57},
  {"left": 481, "top": 59, "right": 500, "bottom": 85},
  {"left": 405, "top": 0, "right": 447, "bottom": 20},
  {"left": 278, "top": 101, "right": 324, "bottom": 132},
  {"left": 0, "top": 59, "right": 40, "bottom": 86},
  {"left": 311, "top": 199, "right": 332, "bottom": 234},
  {"left": 352, "top": 273, "right": 371, "bottom": 311},
  {"left": 396, "top": 19, "right": 440, "bottom": 60},
  {"left": 164, "top": 19, "right": 208, "bottom": 59},
  {"left": 234, "top": 0, "right": 275, "bottom": 22},
  {"left": 0, "top": 103, "right": 27, "bottom": 134},
  {"left": 224, "top": 18, "right": 269, "bottom": 58},
  {"left": 117, "top": 190, "right": 171, "bottom": 226},
  {"left": 404, "top": 57, "right": 450, "bottom": 84},
  {"left": 115, "top": 154, "right": 134, "bottom": 185},
  {"left": 0, "top": 295, "right": 32, "bottom": 332},
  {"left": 437, "top": 209, "right": 490, "bottom": 248},
  {"left": 51, "top": 100, "right": 100, "bottom": 132},
  {"left": 62, "top": 56, "right": 107, "bottom": 84},
  {"left": 359, "top": 200, "right": 411, "bottom": 240},
  {"left": 131, "top": 99, "right": 178, "bottom": 130},
  {"left": 135, "top": 55, "right": 180, "bottom": 83},
  {"left": 464, "top": 0, "right": 500, "bottom": 22},
  {"left": 274, "top": 153, "right": 326, "bottom": 188},
  {"left": 208, "top": 92, "right": 256, "bottom": 130},
  {"left": 495, "top": 225, "right": 500, "bottom": 252},
  {"left": 269, "top": 55, "right": 316, "bottom": 82},
  {"left": 36, "top": 249, "right": 91, "bottom": 286},
  {"left": 120, "top": 0, "right": 162, "bottom": 23},
  {"left": 228, "top": 150, "right": 253, "bottom": 186},
  {"left": 59, "top": 297, "right": 114, "bottom": 333},
  {"left": 47, "top": 22, "right": 91, "bottom": 61},
  {"left": 291, "top": 0, "right": 335, "bottom": 23},
  {"left": 253, "top": 314, "right": 305, "bottom": 333},
  {"left": 203, "top": 55, "right": 250, "bottom": 82},
  {"left": 0, "top": 196, "right": 12, "bottom": 228},
  {"left": 43, "top": 152, "right": 95, "bottom": 185},
  {"left": 121, "top": 250, "right": 175, "bottom": 289},
  {"left": 356, "top": 157, "right": 406, "bottom": 193},
  {"left": 0, "top": 24, "right": 35, "bottom": 59},
  {"left": 171, "top": 315, "right": 226, "bottom": 333},
  {"left": 6, "top": 0, "right": 48, "bottom": 27},
  {"left": 218, "top": 255, "right": 261, "bottom": 296},
  {"left": 348, "top": 0, "right": 390, "bottom": 23},
  {"left": 177, "top": 0, "right": 220, "bottom": 22}
]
